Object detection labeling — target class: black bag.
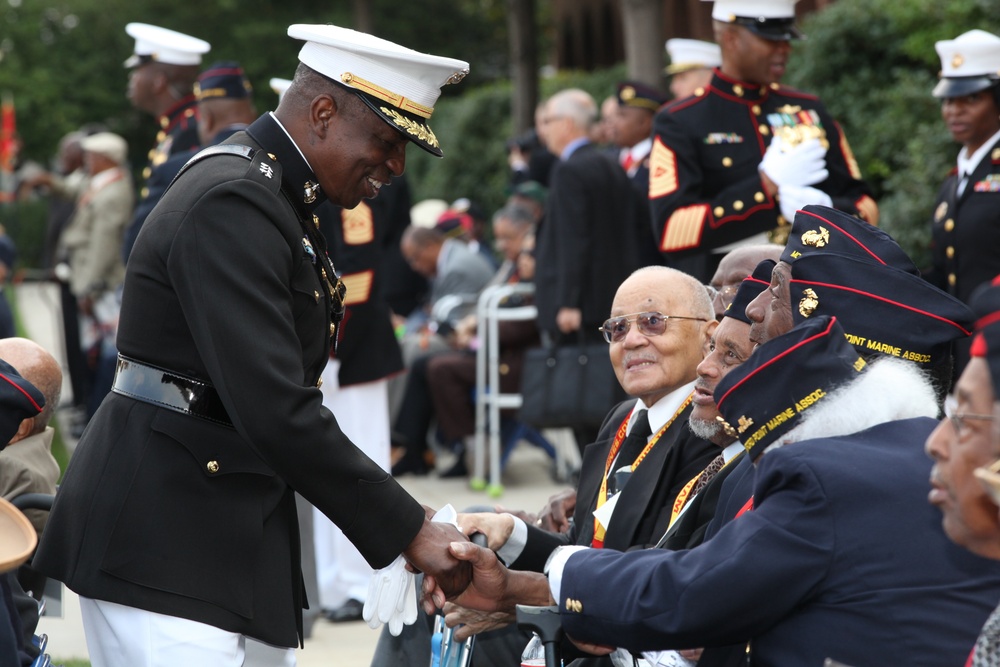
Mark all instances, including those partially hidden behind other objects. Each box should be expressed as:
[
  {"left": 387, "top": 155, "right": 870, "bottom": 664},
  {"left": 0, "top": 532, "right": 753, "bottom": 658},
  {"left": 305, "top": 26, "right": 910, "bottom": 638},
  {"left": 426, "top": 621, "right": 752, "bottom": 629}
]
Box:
[{"left": 519, "top": 334, "right": 624, "bottom": 430}]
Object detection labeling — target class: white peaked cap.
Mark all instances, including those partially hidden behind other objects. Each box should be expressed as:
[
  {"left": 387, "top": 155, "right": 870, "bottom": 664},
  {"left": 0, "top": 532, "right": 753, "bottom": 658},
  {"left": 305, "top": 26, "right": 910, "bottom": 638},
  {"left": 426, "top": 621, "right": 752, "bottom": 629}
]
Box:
[
  {"left": 933, "top": 29, "right": 1000, "bottom": 98},
  {"left": 287, "top": 24, "right": 470, "bottom": 157},
  {"left": 124, "top": 22, "right": 211, "bottom": 68},
  {"left": 665, "top": 38, "right": 722, "bottom": 75},
  {"left": 709, "top": 0, "right": 798, "bottom": 21}
]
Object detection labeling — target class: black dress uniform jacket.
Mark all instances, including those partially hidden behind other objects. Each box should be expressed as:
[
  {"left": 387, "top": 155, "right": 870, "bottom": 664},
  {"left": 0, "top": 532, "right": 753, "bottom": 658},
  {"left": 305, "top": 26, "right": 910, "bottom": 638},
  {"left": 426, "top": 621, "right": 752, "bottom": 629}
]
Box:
[
  {"left": 34, "top": 113, "right": 427, "bottom": 647},
  {"left": 511, "top": 398, "right": 716, "bottom": 572},
  {"left": 926, "top": 137, "right": 1000, "bottom": 306},
  {"left": 651, "top": 69, "right": 877, "bottom": 280}
]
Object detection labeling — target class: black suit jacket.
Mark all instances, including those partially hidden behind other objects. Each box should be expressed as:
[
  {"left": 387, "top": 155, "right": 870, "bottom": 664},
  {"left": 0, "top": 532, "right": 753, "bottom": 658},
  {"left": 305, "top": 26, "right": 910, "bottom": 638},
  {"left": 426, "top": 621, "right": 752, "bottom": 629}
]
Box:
[
  {"left": 35, "top": 114, "right": 427, "bottom": 648},
  {"left": 534, "top": 142, "right": 645, "bottom": 336},
  {"left": 511, "top": 397, "right": 715, "bottom": 572}
]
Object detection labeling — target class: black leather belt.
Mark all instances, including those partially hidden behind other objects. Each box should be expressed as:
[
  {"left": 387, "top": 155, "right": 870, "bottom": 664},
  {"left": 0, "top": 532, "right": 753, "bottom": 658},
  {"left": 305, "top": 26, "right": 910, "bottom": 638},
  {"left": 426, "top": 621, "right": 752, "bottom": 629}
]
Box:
[{"left": 112, "top": 355, "right": 233, "bottom": 427}]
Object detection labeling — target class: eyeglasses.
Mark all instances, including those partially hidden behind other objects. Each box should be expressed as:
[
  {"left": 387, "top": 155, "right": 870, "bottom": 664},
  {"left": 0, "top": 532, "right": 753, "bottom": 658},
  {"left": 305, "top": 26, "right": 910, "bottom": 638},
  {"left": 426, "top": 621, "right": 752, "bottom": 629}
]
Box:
[
  {"left": 944, "top": 394, "right": 996, "bottom": 434},
  {"left": 974, "top": 458, "right": 1000, "bottom": 507},
  {"left": 707, "top": 283, "right": 741, "bottom": 308},
  {"left": 599, "top": 311, "right": 708, "bottom": 344}
]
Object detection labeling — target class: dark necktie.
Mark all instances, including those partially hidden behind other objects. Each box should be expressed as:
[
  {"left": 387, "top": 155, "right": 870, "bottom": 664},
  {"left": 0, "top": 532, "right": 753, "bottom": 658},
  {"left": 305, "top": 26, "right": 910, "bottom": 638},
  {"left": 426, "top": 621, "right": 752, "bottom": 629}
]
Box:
[
  {"left": 973, "top": 602, "right": 1000, "bottom": 666},
  {"left": 608, "top": 409, "right": 651, "bottom": 496},
  {"left": 691, "top": 453, "right": 727, "bottom": 498}
]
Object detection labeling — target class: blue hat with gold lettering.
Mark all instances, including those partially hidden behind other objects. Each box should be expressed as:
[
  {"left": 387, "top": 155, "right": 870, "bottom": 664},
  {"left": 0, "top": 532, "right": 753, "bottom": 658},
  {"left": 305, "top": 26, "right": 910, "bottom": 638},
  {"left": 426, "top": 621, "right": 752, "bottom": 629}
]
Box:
[
  {"left": 781, "top": 205, "right": 918, "bottom": 274},
  {"left": 195, "top": 61, "right": 253, "bottom": 101},
  {"left": 715, "top": 315, "right": 866, "bottom": 461},
  {"left": 789, "top": 253, "right": 973, "bottom": 368},
  {"left": 724, "top": 259, "right": 774, "bottom": 324},
  {"left": 969, "top": 275, "right": 1000, "bottom": 397},
  {"left": 287, "top": 24, "right": 469, "bottom": 158},
  {"left": 0, "top": 357, "right": 44, "bottom": 451}
]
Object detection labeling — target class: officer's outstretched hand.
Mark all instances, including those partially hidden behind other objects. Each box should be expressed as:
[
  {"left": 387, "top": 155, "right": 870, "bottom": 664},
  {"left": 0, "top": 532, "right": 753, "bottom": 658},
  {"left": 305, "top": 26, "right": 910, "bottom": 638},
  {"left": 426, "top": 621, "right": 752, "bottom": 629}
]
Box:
[
  {"left": 759, "top": 136, "right": 829, "bottom": 193},
  {"left": 403, "top": 510, "right": 472, "bottom": 601},
  {"left": 422, "top": 540, "right": 554, "bottom": 617}
]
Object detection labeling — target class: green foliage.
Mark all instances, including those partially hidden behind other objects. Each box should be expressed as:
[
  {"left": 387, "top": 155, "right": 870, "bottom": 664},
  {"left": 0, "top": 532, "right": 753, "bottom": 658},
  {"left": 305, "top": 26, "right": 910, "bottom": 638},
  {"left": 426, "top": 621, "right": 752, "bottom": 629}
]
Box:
[
  {"left": 0, "top": 200, "right": 48, "bottom": 269},
  {"left": 405, "top": 64, "right": 627, "bottom": 218},
  {"left": 784, "top": 0, "right": 1000, "bottom": 266}
]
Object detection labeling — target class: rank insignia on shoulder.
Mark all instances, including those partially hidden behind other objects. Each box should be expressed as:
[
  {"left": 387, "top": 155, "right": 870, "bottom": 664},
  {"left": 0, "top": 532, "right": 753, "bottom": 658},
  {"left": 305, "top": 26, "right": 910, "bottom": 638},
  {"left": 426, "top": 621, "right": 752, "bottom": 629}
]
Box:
[
  {"left": 704, "top": 132, "right": 744, "bottom": 145},
  {"left": 259, "top": 162, "right": 274, "bottom": 179},
  {"left": 302, "top": 236, "right": 317, "bottom": 264}
]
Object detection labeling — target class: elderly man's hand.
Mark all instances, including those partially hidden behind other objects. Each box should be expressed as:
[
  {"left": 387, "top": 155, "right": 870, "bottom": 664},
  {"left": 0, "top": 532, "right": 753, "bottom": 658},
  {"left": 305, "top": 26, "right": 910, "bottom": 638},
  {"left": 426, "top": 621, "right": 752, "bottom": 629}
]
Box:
[
  {"left": 556, "top": 308, "right": 582, "bottom": 334},
  {"left": 402, "top": 519, "right": 472, "bottom": 600},
  {"left": 443, "top": 602, "right": 515, "bottom": 641},
  {"left": 457, "top": 512, "right": 514, "bottom": 550},
  {"left": 536, "top": 488, "right": 577, "bottom": 533},
  {"left": 421, "top": 540, "right": 553, "bottom": 615}
]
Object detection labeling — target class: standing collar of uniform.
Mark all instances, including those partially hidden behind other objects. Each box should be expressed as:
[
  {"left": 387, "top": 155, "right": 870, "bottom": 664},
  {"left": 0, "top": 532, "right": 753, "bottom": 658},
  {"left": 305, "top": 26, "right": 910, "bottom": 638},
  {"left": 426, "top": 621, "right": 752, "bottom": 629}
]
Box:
[
  {"left": 561, "top": 137, "right": 590, "bottom": 160},
  {"left": 957, "top": 127, "right": 1000, "bottom": 177},
  {"left": 245, "top": 112, "right": 328, "bottom": 215},
  {"left": 710, "top": 69, "right": 774, "bottom": 103},
  {"left": 158, "top": 94, "right": 198, "bottom": 132},
  {"left": 630, "top": 379, "right": 696, "bottom": 436}
]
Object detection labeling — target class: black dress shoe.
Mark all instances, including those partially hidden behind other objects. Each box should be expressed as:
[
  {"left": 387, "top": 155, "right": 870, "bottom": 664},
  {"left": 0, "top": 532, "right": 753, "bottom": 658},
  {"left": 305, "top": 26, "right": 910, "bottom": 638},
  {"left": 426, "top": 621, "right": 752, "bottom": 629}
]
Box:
[
  {"left": 439, "top": 456, "right": 468, "bottom": 478},
  {"left": 323, "top": 598, "right": 365, "bottom": 623}
]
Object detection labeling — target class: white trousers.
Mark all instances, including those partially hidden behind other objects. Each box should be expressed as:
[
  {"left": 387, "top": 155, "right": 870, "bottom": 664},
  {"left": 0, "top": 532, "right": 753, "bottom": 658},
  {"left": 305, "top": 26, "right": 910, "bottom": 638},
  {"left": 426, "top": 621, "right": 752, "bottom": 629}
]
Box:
[
  {"left": 79, "top": 597, "right": 296, "bottom": 667},
  {"left": 313, "top": 361, "right": 392, "bottom": 608}
]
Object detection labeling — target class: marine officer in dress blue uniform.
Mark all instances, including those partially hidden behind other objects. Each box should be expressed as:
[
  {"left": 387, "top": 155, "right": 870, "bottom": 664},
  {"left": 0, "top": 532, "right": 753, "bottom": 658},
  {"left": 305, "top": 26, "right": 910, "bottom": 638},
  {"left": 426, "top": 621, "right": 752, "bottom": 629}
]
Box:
[
  {"left": 926, "top": 30, "right": 1000, "bottom": 381},
  {"left": 649, "top": 0, "right": 877, "bottom": 282},
  {"left": 120, "top": 22, "right": 210, "bottom": 262}
]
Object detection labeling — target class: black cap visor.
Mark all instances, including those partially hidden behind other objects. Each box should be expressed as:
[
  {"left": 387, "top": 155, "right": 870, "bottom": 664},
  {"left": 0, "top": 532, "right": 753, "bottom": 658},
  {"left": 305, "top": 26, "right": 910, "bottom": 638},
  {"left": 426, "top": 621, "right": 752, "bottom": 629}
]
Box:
[
  {"left": 933, "top": 75, "right": 999, "bottom": 99},
  {"left": 732, "top": 16, "right": 804, "bottom": 41}
]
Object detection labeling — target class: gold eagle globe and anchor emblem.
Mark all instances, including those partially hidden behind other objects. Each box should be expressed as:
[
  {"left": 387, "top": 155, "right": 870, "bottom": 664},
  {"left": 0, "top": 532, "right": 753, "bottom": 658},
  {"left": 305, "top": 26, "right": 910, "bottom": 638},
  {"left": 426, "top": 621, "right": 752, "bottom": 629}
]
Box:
[
  {"left": 801, "top": 226, "right": 830, "bottom": 248},
  {"left": 798, "top": 288, "right": 820, "bottom": 318}
]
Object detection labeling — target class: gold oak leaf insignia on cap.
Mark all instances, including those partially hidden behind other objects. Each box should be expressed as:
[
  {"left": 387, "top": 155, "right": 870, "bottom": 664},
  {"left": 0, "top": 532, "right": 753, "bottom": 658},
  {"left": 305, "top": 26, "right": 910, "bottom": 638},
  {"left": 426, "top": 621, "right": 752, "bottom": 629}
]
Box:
[
  {"left": 801, "top": 226, "right": 830, "bottom": 248},
  {"left": 798, "top": 288, "right": 820, "bottom": 318},
  {"left": 380, "top": 107, "right": 439, "bottom": 148}
]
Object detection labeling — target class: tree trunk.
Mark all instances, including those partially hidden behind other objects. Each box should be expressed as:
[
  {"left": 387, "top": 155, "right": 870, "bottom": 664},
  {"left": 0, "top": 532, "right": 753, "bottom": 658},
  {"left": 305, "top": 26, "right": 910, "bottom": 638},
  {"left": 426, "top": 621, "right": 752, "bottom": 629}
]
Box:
[
  {"left": 352, "top": 0, "right": 374, "bottom": 33},
  {"left": 507, "top": 0, "right": 538, "bottom": 136},
  {"left": 618, "top": 0, "right": 666, "bottom": 89}
]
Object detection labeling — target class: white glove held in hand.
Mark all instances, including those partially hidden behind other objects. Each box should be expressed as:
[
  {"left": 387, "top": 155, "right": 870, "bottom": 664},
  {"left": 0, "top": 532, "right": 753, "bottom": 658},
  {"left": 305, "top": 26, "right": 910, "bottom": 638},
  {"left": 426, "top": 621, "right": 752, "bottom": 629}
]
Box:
[
  {"left": 777, "top": 184, "right": 833, "bottom": 222},
  {"left": 362, "top": 504, "right": 460, "bottom": 636},
  {"left": 363, "top": 554, "right": 418, "bottom": 636},
  {"left": 759, "top": 136, "right": 829, "bottom": 188}
]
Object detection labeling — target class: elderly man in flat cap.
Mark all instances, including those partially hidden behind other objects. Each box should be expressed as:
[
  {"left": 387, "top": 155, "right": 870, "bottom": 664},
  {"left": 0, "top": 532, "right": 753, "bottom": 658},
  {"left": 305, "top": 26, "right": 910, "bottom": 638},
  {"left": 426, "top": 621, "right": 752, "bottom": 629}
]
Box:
[{"left": 36, "top": 24, "right": 472, "bottom": 666}]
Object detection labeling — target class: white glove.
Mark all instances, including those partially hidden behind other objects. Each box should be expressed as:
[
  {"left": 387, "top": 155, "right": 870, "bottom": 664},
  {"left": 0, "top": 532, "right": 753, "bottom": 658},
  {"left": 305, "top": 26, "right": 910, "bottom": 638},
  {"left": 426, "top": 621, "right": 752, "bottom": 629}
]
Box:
[
  {"left": 362, "top": 554, "right": 418, "bottom": 636},
  {"left": 777, "top": 184, "right": 833, "bottom": 222},
  {"left": 759, "top": 136, "right": 829, "bottom": 188},
  {"left": 362, "top": 504, "right": 460, "bottom": 636}
]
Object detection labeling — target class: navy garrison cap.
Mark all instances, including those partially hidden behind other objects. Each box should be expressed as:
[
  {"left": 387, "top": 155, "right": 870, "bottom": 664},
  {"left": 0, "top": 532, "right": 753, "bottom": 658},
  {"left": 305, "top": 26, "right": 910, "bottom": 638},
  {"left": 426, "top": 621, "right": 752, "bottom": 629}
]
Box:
[
  {"left": 715, "top": 315, "right": 866, "bottom": 461},
  {"left": 781, "top": 205, "right": 919, "bottom": 275},
  {"left": 724, "top": 259, "right": 774, "bottom": 324},
  {"left": 969, "top": 275, "right": 1000, "bottom": 398},
  {"left": 0, "top": 357, "right": 44, "bottom": 449},
  {"left": 196, "top": 61, "right": 253, "bottom": 101},
  {"left": 616, "top": 81, "right": 669, "bottom": 112},
  {"left": 789, "top": 253, "right": 973, "bottom": 368}
]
